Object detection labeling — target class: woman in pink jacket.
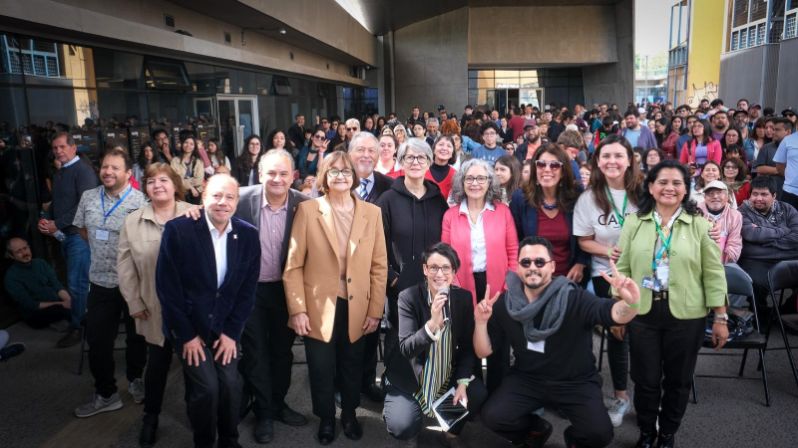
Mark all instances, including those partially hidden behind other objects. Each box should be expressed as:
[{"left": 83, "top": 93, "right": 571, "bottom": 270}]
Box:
[
  {"left": 442, "top": 157, "right": 517, "bottom": 391},
  {"left": 679, "top": 120, "right": 723, "bottom": 170}
]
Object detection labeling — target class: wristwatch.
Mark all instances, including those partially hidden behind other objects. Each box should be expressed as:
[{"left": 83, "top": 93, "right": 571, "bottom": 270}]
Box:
[{"left": 714, "top": 312, "right": 729, "bottom": 322}]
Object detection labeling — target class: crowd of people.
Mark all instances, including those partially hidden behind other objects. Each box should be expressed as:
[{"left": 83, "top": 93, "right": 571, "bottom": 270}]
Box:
[{"left": 4, "top": 96, "right": 798, "bottom": 448}]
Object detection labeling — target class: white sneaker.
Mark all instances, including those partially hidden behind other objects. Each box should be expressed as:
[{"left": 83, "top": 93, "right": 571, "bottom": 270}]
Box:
[
  {"left": 607, "top": 397, "right": 630, "bottom": 427},
  {"left": 129, "top": 378, "right": 145, "bottom": 404},
  {"left": 74, "top": 393, "right": 123, "bottom": 418}
]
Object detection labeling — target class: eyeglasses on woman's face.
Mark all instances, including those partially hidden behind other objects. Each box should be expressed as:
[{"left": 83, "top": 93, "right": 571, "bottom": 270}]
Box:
[
  {"left": 402, "top": 155, "right": 429, "bottom": 165},
  {"left": 426, "top": 264, "right": 453, "bottom": 275},
  {"left": 327, "top": 168, "right": 354, "bottom": 178},
  {"left": 535, "top": 160, "right": 563, "bottom": 171},
  {"left": 519, "top": 257, "right": 553, "bottom": 269},
  {"left": 464, "top": 175, "right": 489, "bottom": 185}
]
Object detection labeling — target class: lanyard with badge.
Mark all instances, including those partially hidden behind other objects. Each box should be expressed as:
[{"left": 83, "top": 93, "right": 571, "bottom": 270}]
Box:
[
  {"left": 642, "top": 217, "right": 674, "bottom": 292},
  {"left": 606, "top": 187, "right": 627, "bottom": 227},
  {"left": 96, "top": 186, "right": 132, "bottom": 241}
]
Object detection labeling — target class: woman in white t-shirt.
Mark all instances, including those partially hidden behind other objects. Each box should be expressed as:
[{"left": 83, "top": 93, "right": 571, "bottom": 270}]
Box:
[{"left": 573, "top": 133, "right": 642, "bottom": 428}]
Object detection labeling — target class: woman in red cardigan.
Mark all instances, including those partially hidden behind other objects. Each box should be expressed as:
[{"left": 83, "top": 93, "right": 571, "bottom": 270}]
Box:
[
  {"left": 442, "top": 157, "right": 518, "bottom": 392},
  {"left": 679, "top": 120, "right": 723, "bottom": 170},
  {"left": 425, "top": 135, "right": 458, "bottom": 201}
]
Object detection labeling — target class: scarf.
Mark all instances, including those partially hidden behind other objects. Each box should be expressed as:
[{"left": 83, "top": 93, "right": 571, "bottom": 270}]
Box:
[{"left": 504, "top": 272, "right": 573, "bottom": 342}]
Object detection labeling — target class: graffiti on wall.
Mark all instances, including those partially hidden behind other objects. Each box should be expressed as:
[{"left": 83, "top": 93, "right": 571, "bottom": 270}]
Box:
[{"left": 687, "top": 81, "right": 719, "bottom": 109}]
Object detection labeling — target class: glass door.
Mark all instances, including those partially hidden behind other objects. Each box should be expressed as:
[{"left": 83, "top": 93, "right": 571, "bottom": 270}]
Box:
[{"left": 216, "top": 95, "right": 259, "bottom": 157}]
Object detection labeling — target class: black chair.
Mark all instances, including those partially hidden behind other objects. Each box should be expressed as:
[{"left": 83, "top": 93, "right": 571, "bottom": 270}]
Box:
[
  {"left": 766, "top": 260, "right": 798, "bottom": 389},
  {"left": 692, "top": 264, "right": 771, "bottom": 406}
]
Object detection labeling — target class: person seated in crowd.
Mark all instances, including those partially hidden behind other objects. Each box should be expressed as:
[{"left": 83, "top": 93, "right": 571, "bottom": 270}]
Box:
[
  {"left": 738, "top": 175, "right": 798, "bottom": 303},
  {"left": 156, "top": 174, "right": 261, "bottom": 448},
  {"left": 698, "top": 180, "right": 743, "bottom": 264},
  {"left": 475, "top": 236, "right": 641, "bottom": 448},
  {"left": 383, "top": 242, "right": 486, "bottom": 445},
  {"left": 4, "top": 237, "right": 77, "bottom": 348}
]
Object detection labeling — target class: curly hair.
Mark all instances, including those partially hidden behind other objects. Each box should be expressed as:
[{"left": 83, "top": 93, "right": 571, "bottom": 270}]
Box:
[{"left": 450, "top": 158, "right": 503, "bottom": 205}]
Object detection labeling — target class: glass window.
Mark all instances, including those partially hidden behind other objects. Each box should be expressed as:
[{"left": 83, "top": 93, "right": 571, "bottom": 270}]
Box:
[
  {"left": 733, "top": 0, "right": 750, "bottom": 27},
  {"left": 143, "top": 59, "right": 190, "bottom": 90},
  {"left": 749, "top": 0, "right": 767, "bottom": 21},
  {"left": 93, "top": 48, "right": 145, "bottom": 90}
]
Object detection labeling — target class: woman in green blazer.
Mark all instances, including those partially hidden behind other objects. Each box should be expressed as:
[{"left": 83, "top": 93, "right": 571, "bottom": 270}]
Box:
[{"left": 615, "top": 160, "right": 729, "bottom": 448}]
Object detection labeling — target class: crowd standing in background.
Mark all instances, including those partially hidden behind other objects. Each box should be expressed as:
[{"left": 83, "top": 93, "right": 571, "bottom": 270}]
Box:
[{"left": 4, "top": 96, "right": 798, "bottom": 448}]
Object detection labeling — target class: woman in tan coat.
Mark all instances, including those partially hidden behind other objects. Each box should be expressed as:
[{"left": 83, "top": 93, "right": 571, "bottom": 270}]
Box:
[
  {"left": 283, "top": 151, "right": 388, "bottom": 445},
  {"left": 170, "top": 136, "right": 205, "bottom": 204},
  {"left": 118, "top": 162, "right": 192, "bottom": 447}
]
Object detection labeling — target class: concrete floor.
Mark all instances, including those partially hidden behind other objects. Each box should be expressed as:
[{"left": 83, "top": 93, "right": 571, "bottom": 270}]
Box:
[{"left": 2, "top": 323, "right": 798, "bottom": 448}]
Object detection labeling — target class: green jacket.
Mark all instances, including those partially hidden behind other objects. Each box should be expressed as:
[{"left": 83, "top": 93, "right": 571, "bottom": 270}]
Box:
[{"left": 615, "top": 211, "right": 727, "bottom": 319}]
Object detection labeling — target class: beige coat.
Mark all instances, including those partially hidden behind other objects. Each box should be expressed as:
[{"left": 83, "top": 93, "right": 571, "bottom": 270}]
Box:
[
  {"left": 170, "top": 157, "right": 205, "bottom": 193},
  {"left": 283, "top": 196, "right": 388, "bottom": 343},
  {"left": 118, "top": 201, "right": 192, "bottom": 346}
]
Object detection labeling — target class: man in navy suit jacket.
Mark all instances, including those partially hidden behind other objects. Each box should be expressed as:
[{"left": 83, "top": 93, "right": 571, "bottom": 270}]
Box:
[{"left": 156, "top": 174, "right": 260, "bottom": 448}]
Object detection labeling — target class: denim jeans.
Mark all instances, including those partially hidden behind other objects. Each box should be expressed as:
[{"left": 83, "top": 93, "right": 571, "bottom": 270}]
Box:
[{"left": 61, "top": 233, "right": 90, "bottom": 327}]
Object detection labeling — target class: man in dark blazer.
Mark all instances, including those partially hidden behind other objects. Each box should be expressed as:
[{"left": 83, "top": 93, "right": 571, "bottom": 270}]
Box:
[
  {"left": 235, "top": 149, "right": 310, "bottom": 443},
  {"left": 383, "top": 242, "right": 486, "bottom": 443},
  {"left": 347, "top": 132, "right": 393, "bottom": 401},
  {"left": 156, "top": 174, "right": 260, "bottom": 448}
]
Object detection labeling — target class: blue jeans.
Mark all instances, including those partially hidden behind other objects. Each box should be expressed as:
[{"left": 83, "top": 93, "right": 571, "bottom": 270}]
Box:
[{"left": 61, "top": 233, "right": 90, "bottom": 327}]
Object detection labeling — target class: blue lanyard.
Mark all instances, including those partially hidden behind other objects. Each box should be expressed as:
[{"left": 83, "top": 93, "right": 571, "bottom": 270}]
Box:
[{"left": 100, "top": 186, "right": 132, "bottom": 225}]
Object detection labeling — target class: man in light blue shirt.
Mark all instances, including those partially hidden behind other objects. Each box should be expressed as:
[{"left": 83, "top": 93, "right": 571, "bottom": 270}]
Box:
[{"left": 774, "top": 118, "right": 797, "bottom": 209}]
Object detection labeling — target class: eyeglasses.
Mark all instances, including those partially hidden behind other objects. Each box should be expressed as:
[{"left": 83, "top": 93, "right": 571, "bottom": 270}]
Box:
[
  {"left": 535, "top": 160, "right": 563, "bottom": 170},
  {"left": 519, "top": 257, "right": 553, "bottom": 269},
  {"left": 402, "top": 155, "right": 429, "bottom": 165},
  {"left": 464, "top": 175, "right": 489, "bottom": 185},
  {"left": 327, "top": 168, "right": 354, "bottom": 178},
  {"left": 313, "top": 135, "right": 325, "bottom": 140},
  {"left": 346, "top": 127, "right": 359, "bottom": 132},
  {"left": 426, "top": 265, "right": 453, "bottom": 274}
]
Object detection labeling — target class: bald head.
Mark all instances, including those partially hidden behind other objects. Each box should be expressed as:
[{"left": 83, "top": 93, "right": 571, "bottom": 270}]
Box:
[
  {"left": 7, "top": 237, "right": 32, "bottom": 264},
  {"left": 203, "top": 174, "right": 239, "bottom": 229}
]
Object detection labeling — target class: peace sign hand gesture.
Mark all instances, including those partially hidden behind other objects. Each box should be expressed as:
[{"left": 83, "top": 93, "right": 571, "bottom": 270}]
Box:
[
  {"left": 474, "top": 284, "right": 501, "bottom": 324},
  {"left": 599, "top": 260, "right": 640, "bottom": 307}
]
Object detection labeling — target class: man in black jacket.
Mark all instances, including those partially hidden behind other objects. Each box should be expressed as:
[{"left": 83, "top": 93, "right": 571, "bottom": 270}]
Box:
[
  {"left": 474, "top": 236, "right": 640, "bottom": 448},
  {"left": 286, "top": 114, "right": 306, "bottom": 151}
]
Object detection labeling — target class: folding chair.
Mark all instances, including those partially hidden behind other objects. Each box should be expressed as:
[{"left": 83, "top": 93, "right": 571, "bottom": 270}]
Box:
[
  {"left": 766, "top": 260, "right": 798, "bottom": 389},
  {"left": 692, "top": 264, "right": 770, "bottom": 406}
]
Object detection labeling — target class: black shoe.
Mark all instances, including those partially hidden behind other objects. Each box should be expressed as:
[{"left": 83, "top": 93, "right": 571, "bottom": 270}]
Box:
[
  {"left": 139, "top": 413, "right": 158, "bottom": 448},
  {"left": 518, "top": 417, "right": 552, "bottom": 448},
  {"left": 656, "top": 433, "right": 675, "bottom": 448},
  {"left": 0, "top": 342, "right": 25, "bottom": 361},
  {"left": 636, "top": 431, "right": 657, "bottom": 448},
  {"left": 317, "top": 419, "right": 336, "bottom": 445},
  {"left": 254, "top": 418, "right": 274, "bottom": 444},
  {"left": 361, "top": 383, "right": 386, "bottom": 402},
  {"left": 274, "top": 406, "right": 308, "bottom": 427},
  {"left": 341, "top": 414, "right": 363, "bottom": 441},
  {"left": 57, "top": 329, "right": 81, "bottom": 348}
]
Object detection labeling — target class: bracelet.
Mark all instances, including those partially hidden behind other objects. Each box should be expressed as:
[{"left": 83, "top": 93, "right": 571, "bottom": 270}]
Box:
[{"left": 713, "top": 319, "right": 728, "bottom": 325}]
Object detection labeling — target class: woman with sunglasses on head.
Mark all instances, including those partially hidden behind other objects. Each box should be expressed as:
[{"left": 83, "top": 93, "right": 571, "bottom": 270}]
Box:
[
  {"left": 442, "top": 158, "right": 518, "bottom": 392},
  {"left": 573, "top": 134, "right": 642, "bottom": 428},
  {"left": 721, "top": 157, "right": 751, "bottom": 207},
  {"left": 284, "top": 151, "right": 388, "bottom": 445},
  {"left": 298, "top": 127, "right": 330, "bottom": 178},
  {"left": 510, "top": 143, "right": 588, "bottom": 285},
  {"left": 615, "top": 159, "right": 727, "bottom": 448}
]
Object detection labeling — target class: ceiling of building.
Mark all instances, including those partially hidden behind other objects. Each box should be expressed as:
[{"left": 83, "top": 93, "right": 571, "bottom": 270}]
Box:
[{"left": 336, "top": 0, "right": 623, "bottom": 35}]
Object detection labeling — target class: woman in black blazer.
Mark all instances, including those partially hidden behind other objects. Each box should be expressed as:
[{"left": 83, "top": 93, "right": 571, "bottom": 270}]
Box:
[{"left": 382, "top": 242, "right": 487, "bottom": 444}]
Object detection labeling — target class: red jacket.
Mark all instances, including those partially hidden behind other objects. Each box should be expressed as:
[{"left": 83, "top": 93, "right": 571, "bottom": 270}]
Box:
[
  {"left": 661, "top": 132, "right": 680, "bottom": 159},
  {"left": 441, "top": 202, "right": 518, "bottom": 305},
  {"left": 424, "top": 167, "right": 456, "bottom": 201},
  {"left": 679, "top": 139, "right": 723, "bottom": 166}
]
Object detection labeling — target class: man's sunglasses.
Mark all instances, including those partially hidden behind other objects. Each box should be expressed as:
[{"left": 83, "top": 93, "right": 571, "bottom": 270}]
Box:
[{"left": 519, "top": 257, "right": 553, "bottom": 269}]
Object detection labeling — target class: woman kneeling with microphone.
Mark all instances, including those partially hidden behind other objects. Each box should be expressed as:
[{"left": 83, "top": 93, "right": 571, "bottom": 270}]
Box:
[{"left": 383, "top": 242, "right": 487, "bottom": 445}]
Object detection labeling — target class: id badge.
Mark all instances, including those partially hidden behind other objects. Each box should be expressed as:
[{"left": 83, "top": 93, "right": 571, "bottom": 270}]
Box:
[
  {"left": 642, "top": 276, "right": 659, "bottom": 291},
  {"left": 656, "top": 263, "right": 670, "bottom": 286},
  {"left": 526, "top": 340, "right": 545, "bottom": 353},
  {"left": 95, "top": 228, "right": 110, "bottom": 241}
]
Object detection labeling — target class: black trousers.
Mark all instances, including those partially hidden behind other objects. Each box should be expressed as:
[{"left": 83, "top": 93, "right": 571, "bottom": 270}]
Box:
[
  {"left": 781, "top": 190, "right": 798, "bottom": 211},
  {"left": 481, "top": 371, "right": 613, "bottom": 448},
  {"left": 482, "top": 370, "right": 613, "bottom": 447},
  {"left": 86, "top": 283, "right": 147, "bottom": 397},
  {"left": 144, "top": 339, "right": 173, "bottom": 415},
  {"left": 179, "top": 344, "right": 243, "bottom": 448},
  {"left": 239, "top": 281, "right": 297, "bottom": 419},
  {"left": 593, "top": 276, "right": 629, "bottom": 391},
  {"left": 383, "top": 378, "right": 487, "bottom": 440},
  {"left": 628, "top": 299, "right": 705, "bottom": 435},
  {"left": 304, "top": 298, "right": 365, "bottom": 420},
  {"left": 25, "top": 304, "right": 71, "bottom": 329},
  {"left": 474, "top": 271, "right": 509, "bottom": 393}
]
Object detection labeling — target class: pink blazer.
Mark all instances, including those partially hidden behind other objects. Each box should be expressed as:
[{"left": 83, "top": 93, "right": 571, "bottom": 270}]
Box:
[
  {"left": 679, "top": 139, "right": 723, "bottom": 166},
  {"left": 441, "top": 202, "right": 518, "bottom": 305}
]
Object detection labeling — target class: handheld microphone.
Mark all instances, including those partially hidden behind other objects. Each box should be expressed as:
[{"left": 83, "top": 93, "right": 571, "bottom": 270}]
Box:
[{"left": 439, "top": 286, "right": 451, "bottom": 323}]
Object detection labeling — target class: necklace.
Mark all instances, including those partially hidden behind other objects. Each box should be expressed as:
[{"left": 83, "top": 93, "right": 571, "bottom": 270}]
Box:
[{"left": 542, "top": 200, "right": 558, "bottom": 210}]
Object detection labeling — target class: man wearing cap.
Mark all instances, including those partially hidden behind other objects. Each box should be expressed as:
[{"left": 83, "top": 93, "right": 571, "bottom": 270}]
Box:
[
  {"left": 698, "top": 181, "right": 743, "bottom": 264},
  {"left": 733, "top": 109, "right": 750, "bottom": 132},
  {"left": 516, "top": 124, "right": 542, "bottom": 162},
  {"left": 783, "top": 108, "right": 797, "bottom": 126}
]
